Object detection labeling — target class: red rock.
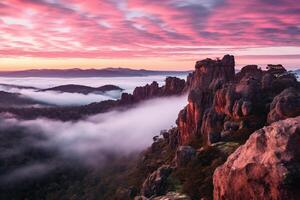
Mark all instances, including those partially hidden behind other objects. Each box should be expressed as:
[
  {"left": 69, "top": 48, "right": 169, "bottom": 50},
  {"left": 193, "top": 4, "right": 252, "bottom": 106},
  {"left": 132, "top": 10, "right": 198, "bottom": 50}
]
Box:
[
  {"left": 176, "top": 55, "right": 235, "bottom": 145},
  {"left": 213, "top": 116, "right": 300, "bottom": 200},
  {"left": 186, "top": 55, "right": 235, "bottom": 91}
]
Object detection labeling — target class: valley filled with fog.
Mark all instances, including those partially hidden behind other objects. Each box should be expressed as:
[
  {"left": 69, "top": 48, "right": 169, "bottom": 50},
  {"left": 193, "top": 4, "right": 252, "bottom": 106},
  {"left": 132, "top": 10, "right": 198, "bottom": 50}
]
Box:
[
  {"left": 0, "top": 75, "right": 186, "bottom": 106},
  {"left": 0, "top": 74, "right": 188, "bottom": 197},
  {"left": 0, "top": 95, "right": 187, "bottom": 184}
]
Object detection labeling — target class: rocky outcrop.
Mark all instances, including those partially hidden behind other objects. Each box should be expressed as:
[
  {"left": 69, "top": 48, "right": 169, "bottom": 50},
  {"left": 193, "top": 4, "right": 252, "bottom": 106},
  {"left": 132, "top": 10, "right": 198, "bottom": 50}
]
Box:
[
  {"left": 141, "top": 165, "right": 173, "bottom": 198},
  {"left": 177, "top": 55, "right": 235, "bottom": 145},
  {"left": 185, "top": 55, "right": 235, "bottom": 91},
  {"left": 175, "top": 55, "right": 299, "bottom": 148},
  {"left": 163, "top": 77, "right": 186, "bottom": 96},
  {"left": 133, "top": 56, "right": 299, "bottom": 200},
  {"left": 267, "top": 64, "right": 287, "bottom": 76},
  {"left": 213, "top": 117, "right": 300, "bottom": 200},
  {"left": 268, "top": 88, "right": 300, "bottom": 124},
  {"left": 235, "top": 65, "right": 263, "bottom": 82},
  {"left": 120, "top": 77, "right": 185, "bottom": 104}
]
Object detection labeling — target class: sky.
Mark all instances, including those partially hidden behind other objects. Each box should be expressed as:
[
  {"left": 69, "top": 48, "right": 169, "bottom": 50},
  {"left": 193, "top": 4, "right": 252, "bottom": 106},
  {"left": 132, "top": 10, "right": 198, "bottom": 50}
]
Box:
[{"left": 0, "top": 0, "right": 300, "bottom": 70}]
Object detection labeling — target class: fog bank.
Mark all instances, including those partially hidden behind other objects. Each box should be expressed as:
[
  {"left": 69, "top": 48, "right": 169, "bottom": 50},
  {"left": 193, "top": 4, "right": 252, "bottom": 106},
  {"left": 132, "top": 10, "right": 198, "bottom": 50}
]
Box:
[
  {"left": 0, "top": 95, "right": 187, "bottom": 182},
  {"left": 0, "top": 75, "right": 186, "bottom": 106}
]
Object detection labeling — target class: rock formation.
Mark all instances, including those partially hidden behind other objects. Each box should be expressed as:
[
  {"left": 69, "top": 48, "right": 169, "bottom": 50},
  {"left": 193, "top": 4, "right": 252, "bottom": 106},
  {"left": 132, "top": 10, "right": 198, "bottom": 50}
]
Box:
[
  {"left": 141, "top": 165, "right": 173, "bottom": 198},
  {"left": 177, "top": 55, "right": 235, "bottom": 145},
  {"left": 119, "top": 77, "right": 185, "bottom": 104},
  {"left": 175, "top": 55, "right": 299, "bottom": 148},
  {"left": 134, "top": 55, "right": 299, "bottom": 199},
  {"left": 213, "top": 116, "right": 300, "bottom": 200}
]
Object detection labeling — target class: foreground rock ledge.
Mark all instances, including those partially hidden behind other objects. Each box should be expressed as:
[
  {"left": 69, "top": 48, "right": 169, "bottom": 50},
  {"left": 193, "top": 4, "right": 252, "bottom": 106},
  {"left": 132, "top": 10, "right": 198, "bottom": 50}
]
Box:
[{"left": 213, "top": 116, "right": 300, "bottom": 200}]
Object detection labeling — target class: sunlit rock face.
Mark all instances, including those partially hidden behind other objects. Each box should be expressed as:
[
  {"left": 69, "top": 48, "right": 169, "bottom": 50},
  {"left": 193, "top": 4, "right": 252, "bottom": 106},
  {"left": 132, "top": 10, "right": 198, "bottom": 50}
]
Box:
[
  {"left": 175, "top": 54, "right": 299, "bottom": 148},
  {"left": 185, "top": 54, "right": 235, "bottom": 91},
  {"left": 213, "top": 116, "right": 300, "bottom": 200},
  {"left": 177, "top": 55, "right": 235, "bottom": 146}
]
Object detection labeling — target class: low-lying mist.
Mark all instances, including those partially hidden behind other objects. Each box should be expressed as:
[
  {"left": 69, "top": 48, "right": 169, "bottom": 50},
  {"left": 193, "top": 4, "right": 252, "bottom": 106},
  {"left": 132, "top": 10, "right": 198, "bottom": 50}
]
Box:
[
  {"left": 0, "top": 95, "right": 187, "bottom": 184},
  {"left": 0, "top": 75, "right": 186, "bottom": 106}
]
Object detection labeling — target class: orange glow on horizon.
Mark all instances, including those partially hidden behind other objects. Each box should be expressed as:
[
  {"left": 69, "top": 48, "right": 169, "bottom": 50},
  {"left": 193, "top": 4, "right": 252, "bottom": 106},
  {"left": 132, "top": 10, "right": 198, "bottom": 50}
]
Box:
[{"left": 0, "top": 55, "right": 299, "bottom": 72}]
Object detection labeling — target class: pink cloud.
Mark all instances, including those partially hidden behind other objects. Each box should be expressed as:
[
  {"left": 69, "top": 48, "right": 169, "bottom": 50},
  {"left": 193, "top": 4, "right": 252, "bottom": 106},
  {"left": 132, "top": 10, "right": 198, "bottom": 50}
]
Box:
[{"left": 0, "top": 0, "right": 299, "bottom": 68}]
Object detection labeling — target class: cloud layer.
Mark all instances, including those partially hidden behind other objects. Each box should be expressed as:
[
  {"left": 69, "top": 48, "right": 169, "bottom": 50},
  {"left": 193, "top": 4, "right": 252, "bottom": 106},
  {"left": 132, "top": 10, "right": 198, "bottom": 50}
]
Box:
[
  {"left": 0, "top": 0, "right": 299, "bottom": 68},
  {"left": 0, "top": 95, "right": 187, "bottom": 182},
  {"left": 0, "top": 75, "right": 184, "bottom": 105}
]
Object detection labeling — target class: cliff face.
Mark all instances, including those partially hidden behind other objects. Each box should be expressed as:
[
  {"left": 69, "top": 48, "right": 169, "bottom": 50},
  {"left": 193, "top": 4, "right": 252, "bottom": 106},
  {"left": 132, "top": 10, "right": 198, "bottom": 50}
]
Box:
[
  {"left": 175, "top": 55, "right": 299, "bottom": 147},
  {"left": 177, "top": 55, "right": 235, "bottom": 145},
  {"left": 213, "top": 116, "right": 300, "bottom": 200}
]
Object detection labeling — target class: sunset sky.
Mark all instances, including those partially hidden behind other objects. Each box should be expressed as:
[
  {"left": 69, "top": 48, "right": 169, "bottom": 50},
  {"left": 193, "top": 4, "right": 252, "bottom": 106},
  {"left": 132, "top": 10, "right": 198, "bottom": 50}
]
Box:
[{"left": 0, "top": 0, "right": 300, "bottom": 70}]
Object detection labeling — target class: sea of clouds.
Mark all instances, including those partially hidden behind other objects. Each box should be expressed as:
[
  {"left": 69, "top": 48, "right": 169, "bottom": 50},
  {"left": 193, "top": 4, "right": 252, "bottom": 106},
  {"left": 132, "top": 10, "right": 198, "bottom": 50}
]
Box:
[
  {"left": 0, "top": 95, "right": 187, "bottom": 183},
  {"left": 0, "top": 75, "right": 186, "bottom": 106}
]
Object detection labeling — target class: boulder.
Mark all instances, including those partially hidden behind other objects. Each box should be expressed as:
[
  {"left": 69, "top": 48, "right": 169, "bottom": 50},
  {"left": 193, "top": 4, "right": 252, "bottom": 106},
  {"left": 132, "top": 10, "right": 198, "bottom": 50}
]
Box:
[
  {"left": 213, "top": 116, "right": 300, "bottom": 200},
  {"left": 268, "top": 87, "right": 300, "bottom": 124},
  {"left": 141, "top": 165, "right": 173, "bottom": 198}
]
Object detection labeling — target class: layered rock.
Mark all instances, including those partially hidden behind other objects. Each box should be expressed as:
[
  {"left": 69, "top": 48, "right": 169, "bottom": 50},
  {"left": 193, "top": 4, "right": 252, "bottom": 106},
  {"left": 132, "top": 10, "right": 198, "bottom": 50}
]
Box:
[
  {"left": 177, "top": 55, "right": 235, "bottom": 145},
  {"left": 175, "top": 54, "right": 299, "bottom": 148},
  {"left": 185, "top": 55, "right": 235, "bottom": 91},
  {"left": 213, "top": 116, "right": 300, "bottom": 200}
]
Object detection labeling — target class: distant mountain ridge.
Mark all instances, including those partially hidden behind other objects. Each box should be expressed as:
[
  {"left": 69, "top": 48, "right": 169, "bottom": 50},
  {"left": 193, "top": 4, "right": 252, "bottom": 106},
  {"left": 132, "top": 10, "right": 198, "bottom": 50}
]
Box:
[
  {"left": 0, "top": 68, "right": 191, "bottom": 77},
  {"left": 40, "top": 84, "right": 123, "bottom": 94}
]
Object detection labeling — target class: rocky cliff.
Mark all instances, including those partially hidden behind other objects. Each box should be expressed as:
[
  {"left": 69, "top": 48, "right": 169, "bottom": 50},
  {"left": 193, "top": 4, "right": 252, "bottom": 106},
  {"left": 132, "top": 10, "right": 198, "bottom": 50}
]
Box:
[
  {"left": 177, "top": 55, "right": 235, "bottom": 145},
  {"left": 176, "top": 55, "right": 299, "bottom": 148},
  {"left": 129, "top": 55, "right": 300, "bottom": 200}
]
